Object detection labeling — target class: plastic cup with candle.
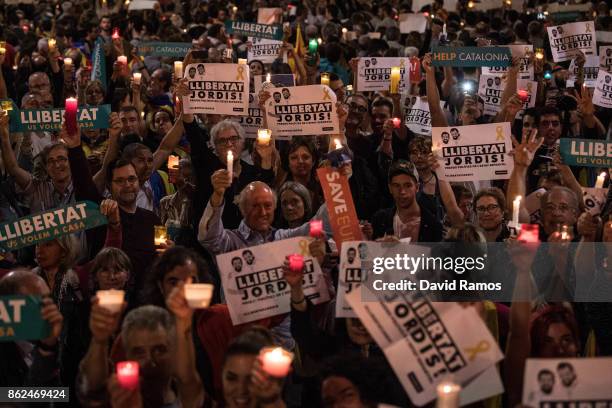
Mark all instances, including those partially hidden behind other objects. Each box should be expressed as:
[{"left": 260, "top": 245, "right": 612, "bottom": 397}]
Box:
[
  {"left": 227, "top": 150, "right": 234, "bottom": 180},
  {"left": 436, "top": 380, "right": 461, "bottom": 408},
  {"left": 133, "top": 72, "right": 142, "bottom": 85},
  {"left": 257, "top": 129, "right": 272, "bottom": 146},
  {"left": 116, "top": 361, "right": 139, "bottom": 390},
  {"left": 320, "top": 72, "right": 330, "bottom": 86},
  {"left": 97, "top": 290, "right": 125, "bottom": 313},
  {"left": 389, "top": 66, "right": 401, "bottom": 94},
  {"left": 167, "top": 155, "right": 179, "bottom": 170},
  {"left": 238, "top": 58, "right": 247, "bottom": 65},
  {"left": 392, "top": 117, "right": 401, "bottom": 128},
  {"left": 535, "top": 49, "right": 544, "bottom": 60},
  {"left": 260, "top": 347, "right": 294, "bottom": 378},
  {"left": 174, "top": 61, "right": 183, "bottom": 79},
  {"left": 184, "top": 283, "right": 214, "bottom": 308},
  {"left": 117, "top": 55, "right": 128, "bottom": 65},
  {"left": 517, "top": 89, "right": 529, "bottom": 102},
  {"left": 333, "top": 138, "right": 342, "bottom": 150},
  {"left": 288, "top": 254, "right": 304, "bottom": 273},
  {"left": 595, "top": 172, "right": 607, "bottom": 189},
  {"left": 512, "top": 196, "right": 521, "bottom": 226},
  {"left": 309, "top": 220, "right": 323, "bottom": 238},
  {"left": 154, "top": 225, "right": 167, "bottom": 246},
  {"left": 65, "top": 97, "right": 78, "bottom": 135}
]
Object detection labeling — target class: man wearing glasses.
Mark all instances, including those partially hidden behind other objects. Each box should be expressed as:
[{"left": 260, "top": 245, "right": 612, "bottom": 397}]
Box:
[
  {"left": 527, "top": 106, "right": 563, "bottom": 192},
  {"left": 473, "top": 188, "right": 509, "bottom": 243}
]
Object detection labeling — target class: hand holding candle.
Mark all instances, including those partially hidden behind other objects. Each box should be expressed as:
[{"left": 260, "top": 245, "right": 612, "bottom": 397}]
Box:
[
  {"left": 257, "top": 129, "right": 272, "bottom": 146},
  {"left": 64, "top": 57, "right": 72, "bottom": 68},
  {"left": 595, "top": 172, "right": 607, "bottom": 189},
  {"left": 116, "top": 361, "right": 139, "bottom": 390},
  {"left": 97, "top": 290, "right": 125, "bottom": 313},
  {"left": 154, "top": 225, "right": 167, "bottom": 246},
  {"left": 436, "top": 381, "right": 461, "bottom": 408},
  {"left": 184, "top": 283, "right": 214, "bottom": 308},
  {"left": 174, "top": 61, "right": 183, "bottom": 79},
  {"left": 112, "top": 28, "right": 120, "bottom": 40},
  {"left": 260, "top": 347, "right": 294, "bottom": 378},
  {"left": 309, "top": 220, "right": 323, "bottom": 238},
  {"left": 133, "top": 72, "right": 142, "bottom": 85},
  {"left": 334, "top": 138, "right": 342, "bottom": 150},
  {"left": 65, "top": 97, "right": 78, "bottom": 135},
  {"left": 392, "top": 117, "right": 401, "bottom": 128},
  {"left": 288, "top": 254, "right": 304, "bottom": 273},
  {"left": 227, "top": 150, "right": 234, "bottom": 180},
  {"left": 320, "top": 72, "right": 330, "bottom": 86},
  {"left": 48, "top": 38, "right": 56, "bottom": 52},
  {"left": 117, "top": 55, "right": 128, "bottom": 65},
  {"left": 517, "top": 89, "right": 529, "bottom": 102}
]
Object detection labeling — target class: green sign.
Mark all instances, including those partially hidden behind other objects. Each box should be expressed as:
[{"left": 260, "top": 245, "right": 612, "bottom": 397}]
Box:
[
  {"left": 137, "top": 42, "right": 192, "bottom": 57},
  {"left": 225, "top": 21, "right": 283, "bottom": 41},
  {"left": 0, "top": 296, "right": 50, "bottom": 341},
  {"left": 8, "top": 104, "right": 111, "bottom": 133},
  {"left": 92, "top": 37, "right": 107, "bottom": 90},
  {"left": 431, "top": 46, "right": 512, "bottom": 67},
  {"left": 560, "top": 138, "right": 612, "bottom": 167},
  {"left": 0, "top": 201, "right": 108, "bottom": 252}
]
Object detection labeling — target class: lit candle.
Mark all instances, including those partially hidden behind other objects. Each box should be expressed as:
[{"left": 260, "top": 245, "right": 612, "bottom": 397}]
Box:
[
  {"left": 342, "top": 27, "right": 348, "bottom": 41},
  {"left": 64, "top": 57, "right": 72, "bottom": 68},
  {"left": 317, "top": 37, "right": 322, "bottom": 45},
  {"left": 97, "top": 290, "right": 125, "bottom": 313},
  {"left": 309, "top": 220, "right": 323, "bottom": 238},
  {"left": 116, "top": 361, "right": 139, "bottom": 390},
  {"left": 442, "top": 24, "right": 447, "bottom": 36},
  {"left": 265, "top": 73, "right": 271, "bottom": 83},
  {"left": 117, "top": 55, "right": 127, "bottom": 65},
  {"left": 535, "top": 49, "right": 544, "bottom": 60},
  {"left": 174, "top": 61, "right": 183, "bottom": 79},
  {"left": 436, "top": 381, "right": 461, "bottom": 408},
  {"left": 184, "top": 283, "right": 214, "bottom": 308},
  {"left": 320, "top": 72, "right": 330, "bottom": 86},
  {"left": 65, "top": 97, "right": 78, "bottom": 135},
  {"left": 48, "top": 38, "right": 56, "bottom": 52},
  {"left": 389, "top": 66, "right": 401, "bottom": 94},
  {"left": 167, "top": 155, "right": 179, "bottom": 170},
  {"left": 467, "top": 1, "right": 474, "bottom": 8},
  {"left": 334, "top": 138, "right": 342, "bottom": 150},
  {"left": 0, "top": 47, "right": 5, "bottom": 55},
  {"left": 238, "top": 58, "right": 247, "bottom": 65},
  {"left": 133, "top": 72, "right": 142, "bottom": 85},
  {"left": 288, "top": 254, "right": 304, "bottom": 272},
  {"left": 257, "top": 129, "right": 272, "bottom": 146},
  {"left": 308, "top": 38, "right": 318, "bottom": 54},
  {"left": 346, "top": 85, "right": 353, "bottom": 93},
  {"left": 505, "top": 0, "right": 511, "bottom": 5},
  {"left": 112, "top": 28, "right": 120, "bottom": 40},
  {"left": 154, "top": 225, "right": 167, "bottom": 246},
  {"left": 560, "top": 224, "right": 570, "bottom": 241},
  {"left": 227, "top": 150, "right": 234, "bottom": 180},
  {"left": 392, "top": 117, "right": 401, "bottom": 128},
  {"left": 595, "top": 172, "right": 607, "bottom": 189},
  {"left": 512, "top": 196, "right": 521, "bottom": 226},
  {"left": 232, "top": 6, "right": 238, "bottom": 13},
  {"left": 518, "top": 224, "right": 540, "bottom": 243},
  {"left": 517, "top": 89, "right": 529, "bottom": 102},
  {"left": 260, "top": 347, "right": 294, "bottom": 378}
]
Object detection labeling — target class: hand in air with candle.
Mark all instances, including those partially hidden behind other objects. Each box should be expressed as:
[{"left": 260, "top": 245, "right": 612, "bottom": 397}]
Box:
[
  {"left": 90, "top": 296, "right": 126, "bottom": 343},
  {"left": 576, "top": 84, "right": 595, "bottom": 118},
  {"left": 166, "top": 278, "right": 193, "bottom": 322},
  {"left": 108, "top": 112, "right": 122, "bottom": 139},
  {"left": 210, "top": 169, "right": 232, "bottom": 207},
  {"left": 59, "top": 122, "right": 81, "bottom": 149},
  {"left": 249, "top": 357, "right": 285, "bottom": 406},
  {"left": 258, "top": 90, "right": 272, "bottom": 108},
  {"left": 510, "top": 128, "right": 543, "bottom": 168},
  {"left": 108, "top": 374, "right": 143, "bottom": 408}
]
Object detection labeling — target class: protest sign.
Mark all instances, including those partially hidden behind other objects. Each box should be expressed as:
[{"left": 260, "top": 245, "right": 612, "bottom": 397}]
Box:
[
  {"left": 431, "top": 46, "right": 512, "bottom": 67},
  {"left": 247, "top": 37, "right": 283, "bottom": 64},
  {"left": 559, "top": 138, "right": 612, "bottom": 168},
  {"left": 517, "top": 79, "right": 538, "bottom": 110},
  {"left": 398, "top": 14, "right": 427, "bottom": 33},
  {"left": 482, "top": 45, "right": 534, "bottom": 80},
  {"left": 478, "top": 74, "right": 505, "bottom": 116},
  {"left": 136, "top": 42, "right": 191, "bottom": 57},
  {"left": 317, "top": 168, "right": 363, "bottom": 250},
  {"left": 182, "top": 63, "right": 249, "bottom": 116},
  {"left": 128, "top": 0, "right": 158, "bottom": 11},
  {"left": 345, "top": 266, "right": 504, "bottom": 406},
  {"left": 0, "top": 296, "right": 50, "bottom": 341},
  {"left": 265, "top": 85, "right": 339, "bottom": 137},
  {"left": 593, "top": 69, "right": 612, "bottom": 108},
  {"left": 582, "top": 187, "right": 606, "bottom": 216},
  {"left": 523, "top": 358, "right": 612, "bottom": 408},
  {"left": 567, "top": 55, "right": 599, "bottom": 88},
  {"left": 335, "top": 240, "right": 367, "bottom": 318},
  {"left": 546, "top": 21, "right": 597, "bottom": 62},
  {"left": 253, "top": 74, "right": 295, "bottom": 95},
  {"left": 216, "top": 237, "right": 330, "bottom": 324},
  {"left": 432, "top": 123, "right": 514, "bottom": 182},
  {"left": 356, "top": 57, "right": 410, "bottom": 92},
  {"left": 91, "top": 37, "right": 106, "bottom": 90},
  {"left": 257, "top": 7, "right": 282, "bottom": 24},
  {"left": 8, "top": 105, "right": 111, "bottom": 133},
  {"left": 525, "top": 188, "right": 546, "bottom": 225},
  {"left": 0, "top": 201, "right": 108, "bottom": 252},
  {"left": 401, "top": 95, "right": 445, "bottom": 136},
  {"left": 599, "top": 46, "right": 612, "bottom": 72},
  {"left": 225, "top": 21, "right": 283, "bottom": 41},
  {"left": 235, "top": 93, "right": 264, "bottom": 140}
]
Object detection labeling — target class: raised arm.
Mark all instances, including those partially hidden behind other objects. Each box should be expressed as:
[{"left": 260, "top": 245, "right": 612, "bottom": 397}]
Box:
[
  {"left": 93, "top": 112, "right": 122, "bottom": 193},
  {"left": 0, "top": 111, "right": 32, "bottom": 189},
  {"left": 422, "top": 53, "right": 448, "bottom": 127},
  {"left": 152, "top": 113, "right": 185, "bottom": 172},
  {"left": 507, "top": 129, "right": 543, "bottom": 223},
  {"left": 197, "top": 169, "right": 237, "bottom": 253},
  {"left": 441, "top": 66, "right": 457, "bottom": 100}
]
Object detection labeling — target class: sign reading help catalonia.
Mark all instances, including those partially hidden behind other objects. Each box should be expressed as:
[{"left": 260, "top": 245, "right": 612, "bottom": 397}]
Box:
[
  {"left": 136, "top": 42, "right": 192, "bottom": 57},
  {"left": 182, "top": 63, "right": 249, "bottom": 116},
  {"left": 431, "top": 46, "right": 512, "bottom": 67},
  {"left": 8, "top": 105, "right": 111, "bottom": 133},
  {"left": 0, "top": 201, "right": 108, "bottom": 252},
  {"left": 546, "top": 21, "right": 597, "bottom": 62},
  {"left": 0, "top": 296, "right": 50, "bottom": 341}
]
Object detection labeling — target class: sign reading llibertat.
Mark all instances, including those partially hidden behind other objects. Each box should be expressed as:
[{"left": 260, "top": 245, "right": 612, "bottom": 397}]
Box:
[{"left": 546, "top": 21, "right": 597, "bottom": 62}]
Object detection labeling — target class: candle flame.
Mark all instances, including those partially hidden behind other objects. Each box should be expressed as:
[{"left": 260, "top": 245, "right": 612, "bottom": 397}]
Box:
[
  {"left": 599, "top": 172, "right": 607, "bottom": 179},
  {"left": 334, "top": 139, "right": 342, "bottom": 150},
  {"left": 266, "top": 73, "right": 271, "bottom": 82}
]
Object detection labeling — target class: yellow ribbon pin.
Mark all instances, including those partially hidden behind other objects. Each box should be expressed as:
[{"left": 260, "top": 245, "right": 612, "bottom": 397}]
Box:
[
  {"left": 464, "top": 340, "right": 490, "bottom": 361},
  {"left": 496, "top": 125, "right": 505, "bottom": 141},
  {"left": 236, "top": 65, "right": 245, "bottom": 81},
  {"left": 586, "top": 23, "right": 592, "bottom": 33},
  {"left": 298, "top": 239, "right": 311, "bottom": 256},
  {"left": 322, "top": 88, "right": 332, "bottom": 100}
]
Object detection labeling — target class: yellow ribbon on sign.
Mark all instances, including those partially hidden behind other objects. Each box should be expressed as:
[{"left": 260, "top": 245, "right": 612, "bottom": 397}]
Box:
[
  {"left": 322, "top": 88, "right": 332, "bottom": 100},
  {"left": 586, "top": 23, "right": 592, "bottom": 33},
  {"left": 400, "top": 59, "right": 405, "bottom": 68},
  {"left": 496, "top": 125, "right": 505, "bottom": 141},
  {"left": 464, "top": 340, "right": 490, "bottom": 361},
  {"left": 298, "top": 239, "right": 311, "bottom": 256},
  {"left": 527, "top": 82, "right": 533, "bottom": 92},
  {"left": 236, "top": 65, "right": 245, "bottom": 81}
]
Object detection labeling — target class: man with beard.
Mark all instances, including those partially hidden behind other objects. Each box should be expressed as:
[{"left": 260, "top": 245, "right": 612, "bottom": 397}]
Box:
[
  {"left": 538, "top": 369, "right": 555, "bottom": 394},
  {"left": 556, "top": 363, "right": 578, "bottom": 396},
  {"left": 527, "top": 106, "right": 563, "bottom": 192},
  {"left": 231, "top": 257, "right": 243, "bottom": 272},
  {"left": 371, "top": 160, "right": 442, "bottom": 242}
]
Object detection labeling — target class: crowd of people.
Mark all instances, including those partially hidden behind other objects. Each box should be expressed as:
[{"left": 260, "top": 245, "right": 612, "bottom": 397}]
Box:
[{"left": 0, "top": 0, "right": 611, "bottom": 406}]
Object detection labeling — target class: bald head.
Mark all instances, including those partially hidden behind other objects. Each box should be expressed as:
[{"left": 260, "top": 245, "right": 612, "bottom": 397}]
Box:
[
  {"left": 0, "top": 270, "right": 50, "bottom": 297},
  {"left": 238, "top": 182, "right": 277, "bottom": 233}
]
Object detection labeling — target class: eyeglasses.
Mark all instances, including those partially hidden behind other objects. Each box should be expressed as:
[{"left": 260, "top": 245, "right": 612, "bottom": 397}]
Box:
[
  {"left": 112, "top": 176, "right": 139, "bottom": 185},
  {"left": 349, "top": 103, "right": 367, "bottom": 113},
  {"left": 476, "top": 204, "right": 500, "bottom": 214},
  {"left": 215, "top": 136, "right": 241, "bottom": 146},
  {"left": 540, "top": 120, "right": 560, "bottom": 128},
  {"left": 47, "top": 157, "right": 68, "bottom": 166},
  {"left": 544, "top": 203, "right": 574, "bottom": 213}
]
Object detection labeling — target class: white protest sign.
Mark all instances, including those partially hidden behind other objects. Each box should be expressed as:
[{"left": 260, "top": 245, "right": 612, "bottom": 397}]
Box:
[
  {"left": 523, "top": 358, "right": 612, "bottom": 408},
  {"left": 235, "top": 93, "right": 264, "bottom": 140},
  {"left": 599, "top": 46, "right": 612, "bottom": 72},
  {"left": 567, "top": 55, "right": 599, "bottom": 88},
  {"left": 346, "top": 281, "right": 503, "bottom": 406},
  {"left": 335, "top": 240, "right": 369, "bottom": 318},
  {"left": 432, "top": 123, "right": 514, "bottom": 182},
  {"left": 248, "top": 37, "right": 283, "bottom": 64},
  {"left": 593, "top": 69, "right": 612, "bottom": 108},
  {"left": 478, "top": 74, "right": 505, "bottom": 116},
  {"left": 257, "top": 7, "right": 282, "bottom": 24},
  {"left": 182, "top": 63, "right": 249, "bottom": 116},
  {"left": 399, "top": 14, "right": 428, "bottom": 34},
  {"left": 357, "top": 57, "right": 410, "bottom": 93},
  {"left": 517, "top": 79, "right": 538, "bottom": 110},
  {"left": 401, "top": 95, "right": 444, "bottom": 136},
  {"left": 128, "top": 0, "right": 158, "bottom": 10},
  {"left": 217, "top": 237, "right": 330, "bottom": 325},
  {"left": 597, "top": 31, "right": 612, "bottom": 44},
  {"left": 525, "top": 188, "right": 546, "bottom": 224},
  {"left": 547, "top": 21, "right": 597, "bottom": 62},
  {"left": 265, "top": 85, "right": 339, "bottom": 137},
  {"left": 482, "top": 45, "right": 534, "bottom": 80},
  {"left": 582, "top": 187, "right": 606, "bottom": 216},
  {"left": 253, "top": 74, "right": 295, "bottom": 95}
]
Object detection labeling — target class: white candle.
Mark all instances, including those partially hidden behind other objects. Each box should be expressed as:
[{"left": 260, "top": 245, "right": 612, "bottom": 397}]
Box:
[
  {"left": 257, "top": 129, "right": 272, "bottom": 146},
  {"left": 97, "top": 290, "right": 125, "bottom": 313},
  {"left": 595, "top": 172, "right": 607, "bottom": 189},
  {"left": 64, "top": 57, "right": 72, "bottom": 68},
  {"left": 265, "top": 73, "right": 271, "bottom": 83},
  {"left": 48, "top": 38, "right": 56, "bottom": 52},
  {"left": 260, "top": 347, "right": 293, "bottom": 377},
  {"left": 512, "top": 196, "right": 521, "bottom": 225},
  {"left": 334, "top": 138, "right": 342, "bottom": 150},
  {"left": 436, "top": 381, "right": 461, "bottom": 408},
  {"left": 227, "top": 150, "right": 234, "bottom": 180},
  {"left": 184, "top": 283, "right": 214, "bottom": 308},
  {"left": 174, "top": 61, "right": 183, "bottom": 79},
  {"left": 443, "top": 24, "right": 447, "bottom": 36},
  {"left": 117, "top": 55, "right": 127, "bottom": 64},
  {"left": 133, "top": 72, "right": 142, "bottom": 85}
]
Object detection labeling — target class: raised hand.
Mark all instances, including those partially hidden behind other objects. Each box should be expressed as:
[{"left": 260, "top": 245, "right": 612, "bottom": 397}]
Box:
[
  {"left": 165, "top": 278, "right": 193, "bottom": 322},
  {"left": 511, "top": 128, "right": 543, "bottom": 168},
  {"left": 282, "top": 256, "right": 304, "bottom": 289},
  {"left": 422, "top": 53, "right": 433, "bottom": 75},
  {"left": 211, "top": 169, "right": 232, "bottom": 195},
  {"left": 100, "top": 199, "right": 120, "bottom": 225}
]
